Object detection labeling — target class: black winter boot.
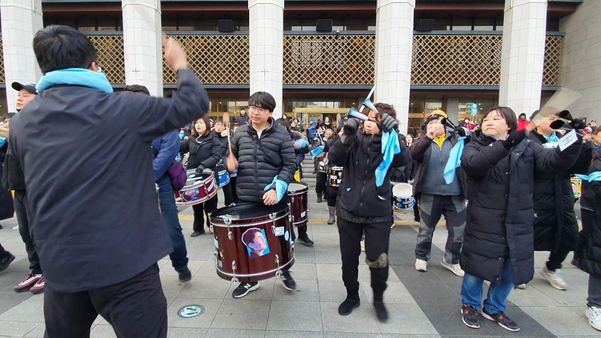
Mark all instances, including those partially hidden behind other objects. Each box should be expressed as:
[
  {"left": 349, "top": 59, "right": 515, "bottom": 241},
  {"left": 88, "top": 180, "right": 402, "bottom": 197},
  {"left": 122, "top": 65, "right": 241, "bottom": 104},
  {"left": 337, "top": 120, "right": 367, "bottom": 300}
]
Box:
[
  {"left": 338, "top": 291, "right": 360, "bottom": 316},
  {"left": 317, "top": 192, "right": 323, "bottom": 203},
  {"left": 373, "top": 292, "right": 388, "bottom": 322}
]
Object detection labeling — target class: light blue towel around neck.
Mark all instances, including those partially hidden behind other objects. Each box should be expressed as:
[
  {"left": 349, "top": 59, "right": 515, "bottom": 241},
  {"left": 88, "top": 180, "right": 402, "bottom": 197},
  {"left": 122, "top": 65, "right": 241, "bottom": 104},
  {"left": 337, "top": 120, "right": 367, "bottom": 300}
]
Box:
[
  {"left": 37, "top": 68, "right": 113, "bottom": 93},
  {"left": 443, "top": 136, "right": 466, "bottom": 184}
]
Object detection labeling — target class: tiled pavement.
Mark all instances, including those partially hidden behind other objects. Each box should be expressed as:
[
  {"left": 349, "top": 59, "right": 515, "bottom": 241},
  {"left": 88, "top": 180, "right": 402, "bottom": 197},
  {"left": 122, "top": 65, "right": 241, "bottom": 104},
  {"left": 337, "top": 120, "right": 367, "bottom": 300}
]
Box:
[{"left": 0, "top": 184, "right": 599, "bottom": 338}]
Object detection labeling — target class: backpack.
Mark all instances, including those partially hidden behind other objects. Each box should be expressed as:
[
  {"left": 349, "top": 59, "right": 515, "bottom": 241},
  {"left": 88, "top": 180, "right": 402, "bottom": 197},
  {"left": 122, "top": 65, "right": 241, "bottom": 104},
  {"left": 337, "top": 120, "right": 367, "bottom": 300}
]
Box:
[{"left": 167, "top": 161, "right": 187, "bottom": 191}]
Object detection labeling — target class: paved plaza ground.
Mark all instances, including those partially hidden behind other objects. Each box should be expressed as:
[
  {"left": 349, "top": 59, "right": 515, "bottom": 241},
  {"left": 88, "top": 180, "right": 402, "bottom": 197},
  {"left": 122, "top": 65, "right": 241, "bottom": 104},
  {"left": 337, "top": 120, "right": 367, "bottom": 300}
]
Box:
[{"left": 0, "top": 181, "right": 598, "bottom": 338}]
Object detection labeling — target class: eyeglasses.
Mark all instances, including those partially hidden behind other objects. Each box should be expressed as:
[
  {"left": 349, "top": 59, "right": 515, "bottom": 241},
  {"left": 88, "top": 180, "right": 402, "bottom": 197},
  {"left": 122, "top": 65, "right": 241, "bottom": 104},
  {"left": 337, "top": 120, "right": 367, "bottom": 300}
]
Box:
[{"left": 249, "top": 106, "right": 269, "bottom": 114}]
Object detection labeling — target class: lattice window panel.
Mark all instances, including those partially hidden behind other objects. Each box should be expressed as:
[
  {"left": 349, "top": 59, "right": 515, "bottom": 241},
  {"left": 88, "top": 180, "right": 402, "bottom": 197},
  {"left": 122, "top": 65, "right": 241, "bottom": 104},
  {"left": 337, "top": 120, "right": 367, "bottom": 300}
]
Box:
[
  {"left": 0, "top": 37, "right": 4, "bottom": 84},
  {"left": 163, "top": 35, "right": 249, "bottom": 85},
  {"left": 88, "top": 35, "right": 125, "bottom": 84},
  {"left": 411, "top": 35, "right": 503, "bottom": 86},
  {"left": 283, "top": 35, "right": 375, "bottom": 85},
  {"left": 543, "top": 36, "right": 562, "bottom": 87}
]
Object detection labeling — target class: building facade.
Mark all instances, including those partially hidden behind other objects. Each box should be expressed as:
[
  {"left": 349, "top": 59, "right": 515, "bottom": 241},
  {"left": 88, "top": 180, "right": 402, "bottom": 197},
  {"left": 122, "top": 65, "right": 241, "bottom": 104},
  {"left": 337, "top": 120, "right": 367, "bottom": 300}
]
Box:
[{"left": 0, "top": 0, "right": 591, "bottom": 135}]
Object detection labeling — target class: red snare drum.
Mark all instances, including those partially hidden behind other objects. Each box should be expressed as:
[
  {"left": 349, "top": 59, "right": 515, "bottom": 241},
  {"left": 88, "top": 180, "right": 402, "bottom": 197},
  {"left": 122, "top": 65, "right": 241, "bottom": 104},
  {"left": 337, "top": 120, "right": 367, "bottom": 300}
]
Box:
[
  {"left": 328, "top": 166, "right": 343, "bottom": 187},
  {"left": 288, "top": 182, "right": 309, "bottom": 227},
  {"left": 174, "top": 170, "right": 217, "bottom": 206},
  {"left": 211, "top": 203, "right": 295, "bottom": 282}
]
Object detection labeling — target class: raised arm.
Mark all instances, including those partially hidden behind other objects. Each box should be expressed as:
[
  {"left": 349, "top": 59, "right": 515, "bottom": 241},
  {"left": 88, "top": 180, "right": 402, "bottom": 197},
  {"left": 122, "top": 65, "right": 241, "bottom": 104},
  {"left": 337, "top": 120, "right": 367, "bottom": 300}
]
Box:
[{"left": 461, "top": 141, "right": 508, "bottom": 178}]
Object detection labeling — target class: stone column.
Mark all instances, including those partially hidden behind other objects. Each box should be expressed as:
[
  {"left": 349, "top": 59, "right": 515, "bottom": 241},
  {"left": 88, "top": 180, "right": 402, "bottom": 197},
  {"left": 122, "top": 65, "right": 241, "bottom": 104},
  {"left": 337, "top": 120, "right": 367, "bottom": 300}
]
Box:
[
  {"left": 446, "top": 98, "right": 459, "bottom": 125},
  {"left": 0, "top": 0, "right": 43, "bottom": 112},
  {"left": 122, "top": 0, "right": 163, "bottom": 96},
  {"left": 249, "top": 0, "right": 284, "bottom": 118},
  {"left": 498, "top": 0, "right": 547, "bottom": 115},
  {"left": 374, "top": 0, "right": 415, "bottom": 135}
]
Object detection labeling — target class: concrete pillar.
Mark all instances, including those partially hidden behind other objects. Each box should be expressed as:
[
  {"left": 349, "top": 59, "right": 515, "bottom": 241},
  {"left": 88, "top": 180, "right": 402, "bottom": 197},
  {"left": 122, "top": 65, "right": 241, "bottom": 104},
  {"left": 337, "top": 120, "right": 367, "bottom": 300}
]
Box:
[
  {"left": 498, "top": 0, "right": 547, "bottom": 115},
  {"left": 0, "top": 0, "right": 43, "bottom": 112},
  {"left": 374, "top": 0, "right": 415, "bottom": 135},
  {"left": 249, "top": 0, "right": 284, "bottom": 118},
  {"left": 122, "top": 0, "right": 163, "bottom": 96},
  {"left": 446, "top": 98, "right": 459, "bottom": 125}
]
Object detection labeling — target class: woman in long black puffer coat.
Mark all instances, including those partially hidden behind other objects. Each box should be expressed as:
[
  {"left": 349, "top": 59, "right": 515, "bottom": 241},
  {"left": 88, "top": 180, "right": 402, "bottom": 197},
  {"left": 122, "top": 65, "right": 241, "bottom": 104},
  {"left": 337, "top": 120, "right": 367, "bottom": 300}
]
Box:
[
  {"left": 576, "top": 135, "right": 601, "bottom": 331},
  {"left": 459, "top": 106, "right": 581, "bottom": 332}
]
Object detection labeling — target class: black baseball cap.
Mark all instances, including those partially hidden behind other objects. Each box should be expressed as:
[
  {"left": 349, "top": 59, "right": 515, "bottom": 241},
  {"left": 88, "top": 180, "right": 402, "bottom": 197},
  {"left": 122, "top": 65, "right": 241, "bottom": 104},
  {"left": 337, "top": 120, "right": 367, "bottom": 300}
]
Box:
[{"left": 11, "top": 82, "right": 38, "bottom": 95}]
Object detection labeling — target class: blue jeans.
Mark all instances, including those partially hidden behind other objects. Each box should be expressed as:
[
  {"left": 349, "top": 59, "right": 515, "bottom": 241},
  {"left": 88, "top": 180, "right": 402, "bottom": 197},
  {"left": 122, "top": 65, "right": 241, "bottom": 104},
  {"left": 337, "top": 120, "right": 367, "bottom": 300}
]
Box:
[
  {"left": 158, "top": 186, "right": 189, "bottom": 272},
  {"left": 461, "top": 257, "right": 514, "bottom": 314}
]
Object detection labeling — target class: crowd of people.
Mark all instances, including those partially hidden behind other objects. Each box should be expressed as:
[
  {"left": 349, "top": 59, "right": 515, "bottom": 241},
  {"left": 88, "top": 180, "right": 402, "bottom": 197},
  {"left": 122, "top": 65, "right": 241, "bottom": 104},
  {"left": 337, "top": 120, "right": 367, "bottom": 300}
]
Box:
[{"left": 0, "top": 23, "right": 600, "bottom": 337}]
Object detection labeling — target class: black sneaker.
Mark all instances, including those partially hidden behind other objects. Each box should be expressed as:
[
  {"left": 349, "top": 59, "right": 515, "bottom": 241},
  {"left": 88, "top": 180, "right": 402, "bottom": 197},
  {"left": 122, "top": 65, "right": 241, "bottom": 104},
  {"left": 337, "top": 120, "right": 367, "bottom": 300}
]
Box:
[
  {"left": 461, "top": 304, "right": 480, "bottom": 329},
  {"left": 190, "top": 231, "right": 203, "bottom": 237},
  {"left": 297, "top": 235, "right": 314, "bottom": 247},
  {"left": 178, "top": 268, "right": 192, "bottom": 283},
  {"left": 0, "top": 252, "right": 15, "bottom": 273},
  {"left": 281, "top": 271, "right": 296, "bottom": 291},
  {"left": 232, "top": 281, "right": 259, "bottom": 298},
  {"left": 482, "top": 308, "right": 520, "bottom": 332},
  {"left": 338, "top": 296, "right": 360, "bottom": 316}
]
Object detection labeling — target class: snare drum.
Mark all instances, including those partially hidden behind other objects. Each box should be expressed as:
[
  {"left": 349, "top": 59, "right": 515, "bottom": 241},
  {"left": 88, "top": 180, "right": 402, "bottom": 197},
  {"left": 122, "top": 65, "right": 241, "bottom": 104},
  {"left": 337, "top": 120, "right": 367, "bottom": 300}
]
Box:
[
  {"left": 211, "top": 203, "right": 295, "bottom": 282},
  {"left": 328, "top": 166, "right": 343, "bottom": 187},
  {"left": 392, "top": 183, "right": 415, "bottom": 210},
  {"left": 174, "top": 170, "right": 217, "bottom": 206},
  {"left": 318, "top": 161, "right": 328, "bottom": 174},
  {"left": 218, "top": 170, "right": 230, "bottom": 187},
  {"left": 288, "top": 182, "right": 309, "bottom": 227}
]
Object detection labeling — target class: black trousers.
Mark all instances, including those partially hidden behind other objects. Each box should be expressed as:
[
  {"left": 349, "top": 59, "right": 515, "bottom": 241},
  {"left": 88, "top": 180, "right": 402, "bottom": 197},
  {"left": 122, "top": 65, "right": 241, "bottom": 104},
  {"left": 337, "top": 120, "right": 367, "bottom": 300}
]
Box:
[
  {"left": 44, "top": 264, "right": 167, "bottom": 338},
  {"left": 338, "top": 218, "right": 390, "bottom": 295},
  {"left": 326, "top": 186, "right": 338, "bottom": 207},
  {"left": 192, "top": 195, "right": 218, "bottom": 231},
  {"left": 291, "top": 223, "right": 308, "bottom": 241},
  {"left": 14, "top": 191, "right": 42, "bottom": 274},
  {"left": 222, "top": 181, "right": 235, "bottom": 206},
  {"left": 546, "top": 247, "right": 571, "bottom": 271},
  {"left": 316, "top": 172, "right": 327, "bottom": 195},
  {"left": 230, "top": 177, "right": 238, "bottom": 203}
]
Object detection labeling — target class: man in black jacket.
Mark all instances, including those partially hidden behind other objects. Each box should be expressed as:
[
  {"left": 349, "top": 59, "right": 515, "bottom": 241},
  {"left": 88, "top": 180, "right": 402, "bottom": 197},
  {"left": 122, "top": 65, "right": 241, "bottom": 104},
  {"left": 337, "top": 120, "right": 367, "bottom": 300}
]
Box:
[
  {"left": 4, "top": 82, "right": 44, "bottom": 294},
  {"left": 9, "top": 26, "right": 209, "bottom": 337},
  {"left": 226, "top": 91, "right": 298, "bottom": 298}
]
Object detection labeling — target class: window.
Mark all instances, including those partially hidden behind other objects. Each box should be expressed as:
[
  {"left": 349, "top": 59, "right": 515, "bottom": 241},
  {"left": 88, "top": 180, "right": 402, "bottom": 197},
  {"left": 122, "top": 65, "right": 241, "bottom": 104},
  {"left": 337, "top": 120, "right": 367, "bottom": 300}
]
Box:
[{"left": 474, "top": 19, "right": 494, "bottom": 31}]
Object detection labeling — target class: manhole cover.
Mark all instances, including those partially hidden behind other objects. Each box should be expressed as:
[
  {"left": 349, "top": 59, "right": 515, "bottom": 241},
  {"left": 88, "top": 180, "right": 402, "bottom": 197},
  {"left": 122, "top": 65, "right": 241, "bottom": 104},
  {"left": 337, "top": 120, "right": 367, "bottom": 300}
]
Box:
[{"left": 178, "top": 305, "right": 204, "bottom": 318}]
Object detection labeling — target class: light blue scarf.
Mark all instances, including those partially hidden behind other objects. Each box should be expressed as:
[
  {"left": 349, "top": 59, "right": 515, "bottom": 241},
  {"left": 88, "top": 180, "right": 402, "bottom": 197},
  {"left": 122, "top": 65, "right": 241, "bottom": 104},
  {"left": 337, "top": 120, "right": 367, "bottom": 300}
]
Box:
[
  {"left": 545, "top": 132, "right": 559, "bottom": 143},
  {"left": 311, "top": 145, "right": 325, "bottom": 157},
  {"left": 375, "top": 131, "right": 401, "bottom": 187},
  {"left": 264, "top": 176, "right": 289, "bottom": 203},
  {"left": 443, "top": 136, "right": 467, "bottom": 184},
  {"left": 576, "top": 172, "right": 601, "bottom": 182},
  {"left": 37, "top": 68, "right": 113, "bottom": 93}
]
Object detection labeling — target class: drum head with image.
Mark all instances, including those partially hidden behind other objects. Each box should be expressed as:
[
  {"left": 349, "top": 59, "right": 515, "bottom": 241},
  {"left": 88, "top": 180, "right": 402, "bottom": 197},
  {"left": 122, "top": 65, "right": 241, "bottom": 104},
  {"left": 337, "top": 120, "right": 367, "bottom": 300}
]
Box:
[{"left": 211, "top": 203, "right": 288, "bottom": 224}]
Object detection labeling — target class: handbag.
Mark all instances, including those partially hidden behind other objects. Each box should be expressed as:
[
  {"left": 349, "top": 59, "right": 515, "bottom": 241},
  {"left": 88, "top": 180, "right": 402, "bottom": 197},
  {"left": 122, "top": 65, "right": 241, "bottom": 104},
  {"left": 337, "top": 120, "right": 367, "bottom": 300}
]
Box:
[{"left": 167, "top": 161, "right": 187, "bottom": 191}]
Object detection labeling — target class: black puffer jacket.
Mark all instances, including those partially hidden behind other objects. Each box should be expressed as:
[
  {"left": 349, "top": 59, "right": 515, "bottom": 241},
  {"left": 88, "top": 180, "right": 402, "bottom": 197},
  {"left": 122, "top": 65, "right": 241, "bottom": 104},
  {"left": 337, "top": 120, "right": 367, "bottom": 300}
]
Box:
[
  {"left": 230, "top": 118, "right": 296, "bottom": 204},
  {"left": 460, "top": 130, "right": 581, "bottom": 285},
  {"left": 329, "top": 131, "right": 410, "bottom": 219},
  {"left": 529, "top": 132, "right": 591, "bottom": 252},
  {"left": 576, "top": 147, "right": 601, "bottom": 277},
  {"left": 180, "top": 132, "right": 222, "bottom": 171}
]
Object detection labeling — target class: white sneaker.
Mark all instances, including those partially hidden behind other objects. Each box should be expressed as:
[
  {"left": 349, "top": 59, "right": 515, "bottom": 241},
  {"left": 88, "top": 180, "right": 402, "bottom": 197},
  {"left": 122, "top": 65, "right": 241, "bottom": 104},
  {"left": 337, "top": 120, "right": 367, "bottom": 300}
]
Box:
[
  {"left": 441, "top": 258, "right": 465, "bottom": 277},
  {"left": 515, "top": 284, "right": 526, "bottom": 290},
  {"left": 586, "top": 306, "right": 601, "bottom": 331},
  {"left": 360, "top": 239, "right": 365, "bottom": 252},
  {"left": 415, "top": 259, "right": 427, "bottom": 272},
  {"left": 540, "top": 267, "right": 567, "bottom": 290}
]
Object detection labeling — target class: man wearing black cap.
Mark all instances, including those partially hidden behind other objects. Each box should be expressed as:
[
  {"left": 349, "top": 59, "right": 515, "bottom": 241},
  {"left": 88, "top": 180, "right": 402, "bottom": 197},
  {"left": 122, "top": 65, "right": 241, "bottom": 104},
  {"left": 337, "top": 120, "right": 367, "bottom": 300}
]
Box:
[
  {"left": 410, "top": 110, "right": 467, "bottom": 277},
  {"left": 3, "top": 81, "right": 45, "bottom": 294},
  {"left": 12, "top": 82, "right": 38, "bottom": 111}
]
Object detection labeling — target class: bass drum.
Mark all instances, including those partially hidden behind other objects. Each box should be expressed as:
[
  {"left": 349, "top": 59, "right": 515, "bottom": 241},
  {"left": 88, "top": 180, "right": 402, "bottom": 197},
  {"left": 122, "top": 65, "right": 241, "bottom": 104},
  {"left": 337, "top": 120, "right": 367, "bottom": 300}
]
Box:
[{"left": 211, "top": 203, "right": 295, "bottom": 282}]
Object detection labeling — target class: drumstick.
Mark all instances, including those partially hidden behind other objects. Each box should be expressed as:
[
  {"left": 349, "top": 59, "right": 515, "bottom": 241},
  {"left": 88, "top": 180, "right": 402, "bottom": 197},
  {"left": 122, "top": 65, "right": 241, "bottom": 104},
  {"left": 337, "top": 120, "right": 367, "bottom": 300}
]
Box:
[{"left": 222, "top": 112, "right": 238, "bottom": 172}]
